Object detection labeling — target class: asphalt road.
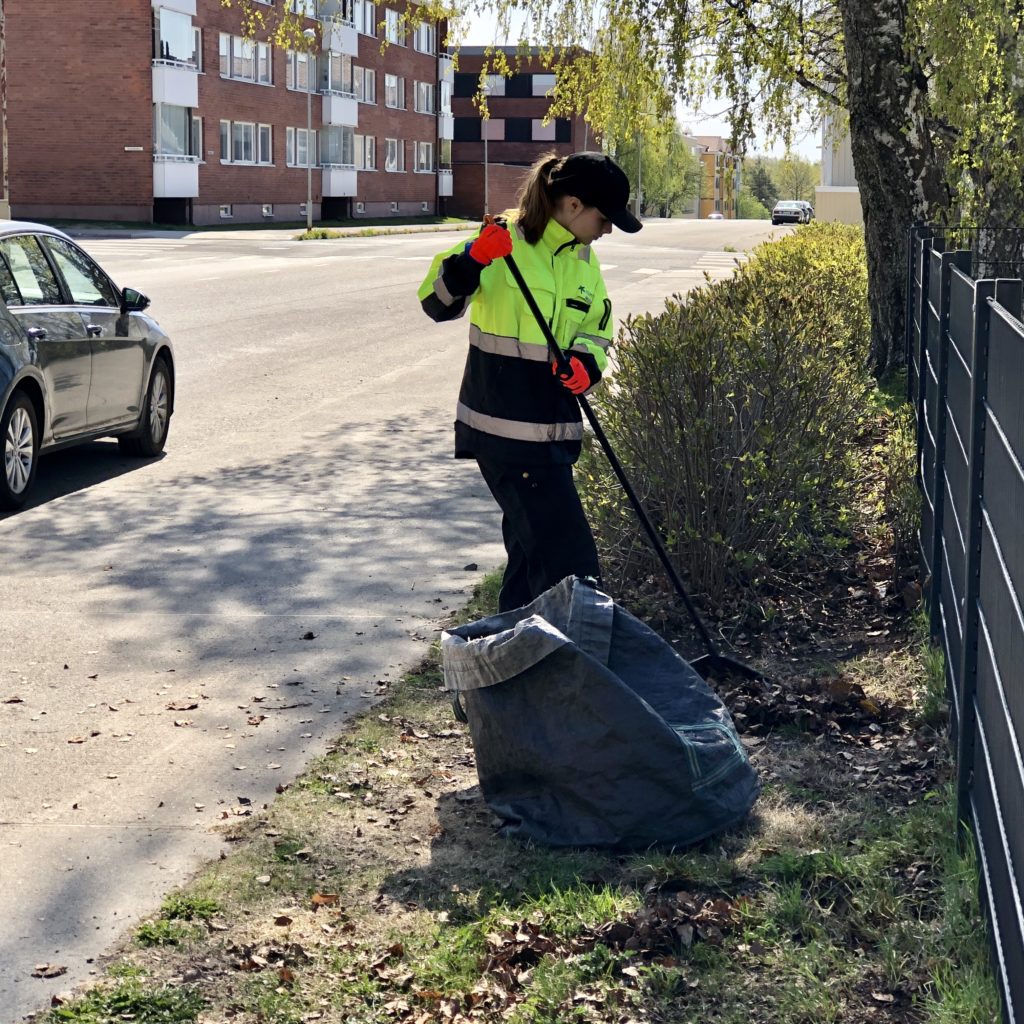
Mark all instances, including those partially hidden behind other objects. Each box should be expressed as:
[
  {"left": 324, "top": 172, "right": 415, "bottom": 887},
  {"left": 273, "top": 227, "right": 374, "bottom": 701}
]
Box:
[{"left": 0, "top": 217, "right": 789, "bottom": 1020}]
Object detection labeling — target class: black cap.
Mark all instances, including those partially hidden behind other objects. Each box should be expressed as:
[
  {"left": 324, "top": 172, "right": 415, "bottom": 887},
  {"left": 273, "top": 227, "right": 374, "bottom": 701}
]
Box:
[{"left": 548, "top": 152, "right": 643, "bottom": 233}]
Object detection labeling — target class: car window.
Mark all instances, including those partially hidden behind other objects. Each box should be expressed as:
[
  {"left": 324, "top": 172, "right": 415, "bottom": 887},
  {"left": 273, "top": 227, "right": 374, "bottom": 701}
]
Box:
[
  {"left": 0, "top": 254, "right": 23, "bottom": 306},
  {"left": 0, "top": 235, "right": 63, "bottom": 305},
  {"left": 45, "top": 237, "right": 119, "bottom": 307}
]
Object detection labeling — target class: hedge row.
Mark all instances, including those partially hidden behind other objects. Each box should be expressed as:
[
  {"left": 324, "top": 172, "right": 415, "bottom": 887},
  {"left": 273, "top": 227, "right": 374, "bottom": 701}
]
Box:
[{"left": 580, "top": 222, "right": 873, "bottom": 602}]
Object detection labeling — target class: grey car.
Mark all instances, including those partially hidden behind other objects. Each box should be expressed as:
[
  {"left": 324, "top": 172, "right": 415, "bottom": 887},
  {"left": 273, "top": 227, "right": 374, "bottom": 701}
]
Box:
[{"left": 0, "top": 221, "right": 175, "bottom": 510}]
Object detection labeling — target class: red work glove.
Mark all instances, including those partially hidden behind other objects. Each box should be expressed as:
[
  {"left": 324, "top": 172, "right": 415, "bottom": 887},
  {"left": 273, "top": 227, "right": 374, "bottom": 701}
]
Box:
[
  {"left": 468, "top": 222, "right": 513, "bottom": 266},
  {"left": 552, "top": 352, "right": 602, "bottom": 395}
]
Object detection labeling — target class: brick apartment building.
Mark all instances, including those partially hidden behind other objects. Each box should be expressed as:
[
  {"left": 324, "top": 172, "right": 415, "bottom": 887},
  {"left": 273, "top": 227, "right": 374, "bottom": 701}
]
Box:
[
  {"left": 448, "top": 47, "right": 587, "bottom": 219},
  {"left": 691, "top": 135, "right": 741, "bottom": 219},
  {"left": 1, "top": 0, "right": 453, "bottom": 225}
]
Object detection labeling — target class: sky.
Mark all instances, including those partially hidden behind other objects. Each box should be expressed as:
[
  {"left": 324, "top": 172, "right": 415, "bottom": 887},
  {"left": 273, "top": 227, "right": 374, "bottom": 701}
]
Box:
[{"left": 452, "top": 11, "right": 822, "bottom": 163}]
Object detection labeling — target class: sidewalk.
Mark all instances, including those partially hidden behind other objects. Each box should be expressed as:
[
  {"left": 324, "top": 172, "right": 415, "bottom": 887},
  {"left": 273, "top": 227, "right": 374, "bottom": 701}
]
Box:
[{"left": 57, "top": 220, "right": 480, "bottom": 242}]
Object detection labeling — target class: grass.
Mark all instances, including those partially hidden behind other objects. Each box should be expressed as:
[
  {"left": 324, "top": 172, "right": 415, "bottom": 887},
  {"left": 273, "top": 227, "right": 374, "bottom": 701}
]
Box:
[
  {"left": 45, "top": 570, "right": 999, "bottom": 1024},
  {"left": 296, "top": 217, "right": 468, "bottom": 240}
]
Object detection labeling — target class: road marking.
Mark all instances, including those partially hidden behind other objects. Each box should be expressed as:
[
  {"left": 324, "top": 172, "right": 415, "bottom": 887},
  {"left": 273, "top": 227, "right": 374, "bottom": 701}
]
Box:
[{"left": 632, "top": 267, "right": 662, "bottom": 274}]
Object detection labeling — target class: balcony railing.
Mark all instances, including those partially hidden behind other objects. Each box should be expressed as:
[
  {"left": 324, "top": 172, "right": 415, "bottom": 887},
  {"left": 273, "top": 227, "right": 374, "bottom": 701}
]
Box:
[{"left": 152, "top": 60, "right": 198, "bottom": 107}]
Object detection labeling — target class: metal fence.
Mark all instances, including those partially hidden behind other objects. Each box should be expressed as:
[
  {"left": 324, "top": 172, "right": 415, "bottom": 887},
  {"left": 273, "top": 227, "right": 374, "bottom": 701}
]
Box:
[{"left": 907, "top": 226, "right": 1024, "bottom": 1024}]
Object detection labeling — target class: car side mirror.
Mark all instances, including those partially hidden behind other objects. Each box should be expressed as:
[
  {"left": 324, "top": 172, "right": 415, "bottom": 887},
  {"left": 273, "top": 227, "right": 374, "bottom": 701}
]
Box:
[{"left": 120, "top": 287, "right": 151, "bottom": 314}]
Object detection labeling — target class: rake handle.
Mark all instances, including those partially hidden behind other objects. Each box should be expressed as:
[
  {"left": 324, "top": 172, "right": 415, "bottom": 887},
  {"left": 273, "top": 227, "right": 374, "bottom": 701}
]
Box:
[{"left": 502, "top": 252, "right": 719, "bottom": 656}]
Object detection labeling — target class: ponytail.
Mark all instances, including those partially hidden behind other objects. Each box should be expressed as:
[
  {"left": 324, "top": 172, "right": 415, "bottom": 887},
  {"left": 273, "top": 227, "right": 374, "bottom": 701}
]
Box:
[{"left": 515, "top": 151, "right": 565, "bottom": 244}]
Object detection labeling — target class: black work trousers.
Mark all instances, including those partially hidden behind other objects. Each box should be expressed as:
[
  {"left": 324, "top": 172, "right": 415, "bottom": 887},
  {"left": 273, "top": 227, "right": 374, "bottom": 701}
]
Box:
[{"left": 476, "top": 459, "right": 601, "bottom": 613}]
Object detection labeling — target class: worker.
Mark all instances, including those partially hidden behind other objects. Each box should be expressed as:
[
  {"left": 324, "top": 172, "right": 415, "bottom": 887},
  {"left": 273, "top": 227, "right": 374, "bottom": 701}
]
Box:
[{"left": 418, "top": 151, "right": 642, "bottom": 613}]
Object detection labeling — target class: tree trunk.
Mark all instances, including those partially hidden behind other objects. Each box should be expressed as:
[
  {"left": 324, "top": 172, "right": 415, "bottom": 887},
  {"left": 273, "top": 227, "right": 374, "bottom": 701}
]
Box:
[{"left": 837, "top": 0, "right": 948, "bottom": 376}]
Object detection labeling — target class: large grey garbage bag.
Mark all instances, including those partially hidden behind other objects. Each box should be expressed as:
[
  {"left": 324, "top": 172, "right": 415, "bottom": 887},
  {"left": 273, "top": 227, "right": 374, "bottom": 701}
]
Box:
[{"left": 442, "top": 576, "right": 760, "bottom": 849}]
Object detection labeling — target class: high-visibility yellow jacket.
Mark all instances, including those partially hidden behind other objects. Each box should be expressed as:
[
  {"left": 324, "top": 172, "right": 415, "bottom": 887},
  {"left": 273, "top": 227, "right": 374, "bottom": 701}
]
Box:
[{"left": 418, "top": 215, "right": 613, "bottom": 465}]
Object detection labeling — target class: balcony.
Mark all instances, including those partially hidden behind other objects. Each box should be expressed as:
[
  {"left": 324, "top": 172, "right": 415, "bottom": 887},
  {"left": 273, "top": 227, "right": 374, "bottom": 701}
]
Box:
[
  {"left": 438, "top": 168, "right": 453, "bottom": 198},
  {"left": 151, "top": 0, "right": 196, "bottom": 14},
  {"left": 439, "top": 113, "right": 454, "bottom": 140},
  {"left": 322, "top": 165, "right": 357, "bottom": 197},
  {"left": 322, "top": 17, "right": 358, "bottom": 56},
  {"left": 153, "top": 155, "right": 199, "bottom": 198},
  {"left": 152, "top": 61, "right": 198, "bottom": 107},
  {"left": 323, "top": 91, "right": 358, "bottom": 127}
]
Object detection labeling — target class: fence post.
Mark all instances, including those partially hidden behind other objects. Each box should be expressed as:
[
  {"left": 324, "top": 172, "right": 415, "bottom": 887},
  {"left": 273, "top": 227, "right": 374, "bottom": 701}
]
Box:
[
  {"left": 909, "top": 225, "right": 933, "bottom": 399},
  {"left": 928, "top": 250, "right": 973, "bottom": 639},
  {"left": 995, "top": 280, "right": 1023, "bottom": 319},
  {"left": 956, "top": 279, "right": 995, "bottom": 835},
  {"left": 915, "top": 234, "right": 933, "bottom": 459}
]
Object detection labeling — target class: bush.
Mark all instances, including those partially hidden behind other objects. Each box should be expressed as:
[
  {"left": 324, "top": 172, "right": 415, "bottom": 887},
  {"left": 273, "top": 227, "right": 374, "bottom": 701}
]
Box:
[
  {"left": 737, "top": 193, "right": 771, "bottom": 220},
  {"left": 882, "top": 401, "right": 921, "bottom": 572},
  {"left": 580, "top": 222, "right": 872, "bottom": 601}
]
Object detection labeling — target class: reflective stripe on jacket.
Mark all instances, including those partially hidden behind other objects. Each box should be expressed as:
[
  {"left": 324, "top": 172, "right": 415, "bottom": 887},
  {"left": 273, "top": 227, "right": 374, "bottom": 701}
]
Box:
[{"left": 417, "top": 216, "right": 613, "bottom": 464}]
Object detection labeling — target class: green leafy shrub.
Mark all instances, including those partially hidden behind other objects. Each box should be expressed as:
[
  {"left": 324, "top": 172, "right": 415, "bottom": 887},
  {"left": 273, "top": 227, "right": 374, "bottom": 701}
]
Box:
[
  {"left": 882, "top": 402, "right": 921, "bottom": 572},
  {"left": 580, "top": 222, "right": 872, "bottom": 601}
]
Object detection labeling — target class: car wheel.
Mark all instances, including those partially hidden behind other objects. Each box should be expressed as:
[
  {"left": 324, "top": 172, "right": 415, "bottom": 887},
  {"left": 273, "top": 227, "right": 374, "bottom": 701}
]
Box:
[
  {"left": 119, "top": 356, "right": 171, "bottom": 458},
  {"left": 1, "top": 391, "right": 39, "bottom": 511}
]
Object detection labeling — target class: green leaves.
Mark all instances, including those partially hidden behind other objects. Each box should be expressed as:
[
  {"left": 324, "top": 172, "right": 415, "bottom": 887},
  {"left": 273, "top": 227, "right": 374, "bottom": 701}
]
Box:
[{"left": 579, "top": 223, "right": 872, "bottom": 601}]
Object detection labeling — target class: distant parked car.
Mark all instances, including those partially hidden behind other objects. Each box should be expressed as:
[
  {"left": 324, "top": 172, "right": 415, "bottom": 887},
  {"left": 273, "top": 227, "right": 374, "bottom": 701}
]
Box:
[
  {"left": 0, "top": 221, "right": 175, "bottom": 510},
  {"left": 707, "top": 211, "right": 725, "bottom": 220},
  {"left": 772, "top": 201, "right": 806, "bottom": 225}
]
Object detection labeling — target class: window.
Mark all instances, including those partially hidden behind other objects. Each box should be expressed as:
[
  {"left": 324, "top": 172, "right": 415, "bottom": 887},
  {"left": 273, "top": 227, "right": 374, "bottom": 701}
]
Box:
[
  {"left": 555, "top": 118, "right": 571, "bottom": 142},
  {"left": 504, "top": 73, "right": 533, "bottom": 98},
  {"left": 290, "top": 0, "right": 316, "bottom": 15},
  {"left": 505, "top": 117, "right": 531, "bottom": 143},
  {"left": 220, "top": 33, "right": 271, "bottom": 84},
  {"left": 322, "top": 52, "right": 353, "bottom": 94},
  {"left": 262, "top": 204, "right": 275, "bottom": 218},
  {"left": 154, "top": 8, "right": 194, "bottom": 64},
  {"left": 192, "top": 26, "right": 203, "bottom": 70},
  {"left": 355, "top": 134, "right": 376, "bottom": 170},
  {"left": 0, "top": 236, "right": 62, "bottom": 306},
  {"left": 232, "top": 121, "right": 256, "bottom": 163},
  {"left": 384, "top": 137, "right": 405, "bottom": 172},
  {"left": 287, "top": 49, "right": 316, "bottom": 91},
  {"left": 385, "top": 8, "right": 405, "bottom": 44},
  {"left": 258, "top": 124, "right": 273, "bottom": 164},
  {"left": 531, "top": 118, "right": 556, "bottom": 142},
  {"left": 0, "top": 257, "right": 20, "bottom": 306},
  {"left": 257, "top": 42, "right": 272, "bottom": 84},
  {"left": 353, "top": 66, "right": 375, "bottom": 103},
  {"left": 220, "top": 204, "right": 233, "bottom": 219},
  {"left": 414, "top": 81, "right": 434, "bottom": 114},
  {"left": 483, "top": 74, "right": 505, "bottom": 96},
  {"left": 439, "top": 138, "right": 451, "bottom": 165},
  {"left": 154, "top": 103, "right": 191, "bottom": 156},
  {"left": 46, "top": 238, "right": 118, "bottom": 308},
  {"left": 232, "top": 37, "right": 254, "bottom": 80},
  {"left": 413, "top": 21, "right": 435, "bottom": 53},
  {"left": 440, "top": 79, "right": 452, "bottom": 115},
  {"left": 453, "top": 117, "right": 481, "bottom": 142},
  {"left": 321, "top": 126, "right": 354, "bottom": 166},
  {"left": 286, "top": 127, "right": 318, "bottom": 167},
  {"left": 482, "top": 118, "right": 504, "bottom": 141},
  {"left": 384, "top": 74, "right": 405, "bottom": 109},
  {"left": 453, "top": 73, "right": 476, "bottom": 98},
  {"left": 532, "top": 73, "right": 556, "bottom": 96},
  {"left": 217, "top": 120, "right": 267, "bottom": 165},
  {"left": 191, "top": 115, "right": 203, "bottom": 158},
  {"left": 355, "top": 0, "right": 376, "bottom": 35},
  {"left": 414, "top": 141, "right": 433, "bottom": 172}
]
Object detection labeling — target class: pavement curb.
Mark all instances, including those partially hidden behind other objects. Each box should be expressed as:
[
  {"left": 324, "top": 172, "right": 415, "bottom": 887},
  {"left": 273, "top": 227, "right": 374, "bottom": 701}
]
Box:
[{"left": 60, "top": 221, "right": 480, "bottom": 242}]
